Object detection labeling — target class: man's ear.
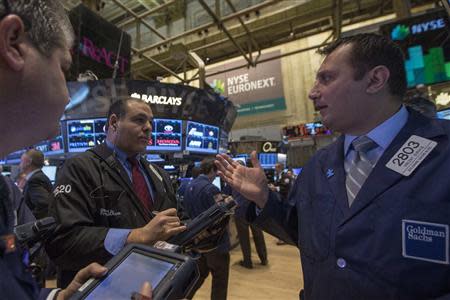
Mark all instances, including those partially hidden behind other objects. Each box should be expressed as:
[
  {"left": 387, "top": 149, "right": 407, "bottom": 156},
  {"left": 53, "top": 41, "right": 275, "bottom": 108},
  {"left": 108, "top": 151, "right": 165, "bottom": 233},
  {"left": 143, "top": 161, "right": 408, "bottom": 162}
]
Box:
[
  {"left": 109, "top": 115, "right": 119, "bottom": 132},
  {"left": 0, "top": 15, "right": 27, "bottom": 71},
  {"left": 366, "top": 65, "right": 390, "bottom": 94}
]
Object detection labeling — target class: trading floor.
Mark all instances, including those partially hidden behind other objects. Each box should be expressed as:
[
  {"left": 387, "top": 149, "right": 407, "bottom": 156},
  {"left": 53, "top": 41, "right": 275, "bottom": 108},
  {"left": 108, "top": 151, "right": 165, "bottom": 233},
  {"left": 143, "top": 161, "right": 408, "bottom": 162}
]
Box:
[{"left": 194, "top": 233, "right": 302, "bottom": 300}]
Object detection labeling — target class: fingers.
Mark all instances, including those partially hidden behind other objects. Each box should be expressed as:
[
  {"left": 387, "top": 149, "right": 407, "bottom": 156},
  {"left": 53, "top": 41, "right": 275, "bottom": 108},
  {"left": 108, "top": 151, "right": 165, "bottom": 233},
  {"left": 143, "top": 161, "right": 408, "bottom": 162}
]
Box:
[
  {"left": 140, "top": 281, "right": 152, "bottom": 299},
  {"left": 73, "top": 262, "right": 107, "bottom": 285},
  {"left": 250, "top": 150, "right": 262, "bottom": 169},
  {"left": 166, "top": 225, "right": 187, "bottom": 236},
  {"left": 157, "top": 208, "right": 177, "bottom": 216}
]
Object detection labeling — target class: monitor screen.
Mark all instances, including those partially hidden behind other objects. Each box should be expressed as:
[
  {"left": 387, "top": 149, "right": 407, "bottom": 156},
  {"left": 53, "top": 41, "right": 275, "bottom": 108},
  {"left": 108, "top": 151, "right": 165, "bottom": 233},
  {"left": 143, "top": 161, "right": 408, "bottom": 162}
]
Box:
[
  {"left": 258, "top": 153, "right": 278, "bottom": 169},
  {"left": 380, "top": 9, "right": 450, "bottom": 88},
  {"left": 212, "top": 176, "right": 221, "bottom": 190},
  {"left": 5, "top": 149, "right": 27, "bottom": 164},
  {"left": 67, "top": 118, "right": 107, "bottom": 153},
  {"left": 146, "top": 154, "right": 165, "bottom": 162},
  {"left": 292, "top": 168, "right": 303, "bottom": 176},
  {"left": 185, "top": 121, "right": 219, "bottom": 154},
  {"left": 34, "top": 134, "right": 64, "bottom": 156},
  {"left": 0, "top": 158, "right": 5, "bottom": 165},
  {"left": 437, "top": 108, "right": 450, "bottom": 119},
  {"left": 42, "top": 166, "right": 57, "bottom": 183},
  {"left": 84, "top": 251, "right": 174, "bottom": 300},
  {"left": 232, "top": 157, "right": 246, "bottom": 166},
  {"left": 147, "top": 119, "right": 182, "bottom": 151}
]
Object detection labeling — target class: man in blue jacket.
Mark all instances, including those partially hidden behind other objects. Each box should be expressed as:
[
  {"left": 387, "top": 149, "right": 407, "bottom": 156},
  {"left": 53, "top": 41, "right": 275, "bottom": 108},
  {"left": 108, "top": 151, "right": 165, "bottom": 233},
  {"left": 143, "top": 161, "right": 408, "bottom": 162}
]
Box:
[
  {"left": 183, "top": 158, "right": 230, "bottom": 300},
  {"left": 216, "top": 33, "right": 450, "bottom": 299}
]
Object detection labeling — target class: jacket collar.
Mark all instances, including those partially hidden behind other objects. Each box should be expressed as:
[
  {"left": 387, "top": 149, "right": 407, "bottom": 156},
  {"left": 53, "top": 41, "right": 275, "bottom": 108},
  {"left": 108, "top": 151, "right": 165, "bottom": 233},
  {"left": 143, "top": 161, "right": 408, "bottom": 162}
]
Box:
[{"left": 319, "top": 109, "right": 446, "bottom": 225}]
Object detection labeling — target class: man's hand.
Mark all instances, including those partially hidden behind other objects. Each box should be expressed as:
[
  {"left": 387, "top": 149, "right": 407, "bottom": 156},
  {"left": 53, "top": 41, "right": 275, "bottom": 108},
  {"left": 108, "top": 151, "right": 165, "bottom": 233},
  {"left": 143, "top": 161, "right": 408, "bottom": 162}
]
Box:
[
  {"left": 127, "top": 208, "right": 187, "bottom": 245},
  {"left": 215, "top": 151, "right": 269, "bottom": 208},
  {"left": 57, "top": 263, "right": 107, "bottom": 300}
]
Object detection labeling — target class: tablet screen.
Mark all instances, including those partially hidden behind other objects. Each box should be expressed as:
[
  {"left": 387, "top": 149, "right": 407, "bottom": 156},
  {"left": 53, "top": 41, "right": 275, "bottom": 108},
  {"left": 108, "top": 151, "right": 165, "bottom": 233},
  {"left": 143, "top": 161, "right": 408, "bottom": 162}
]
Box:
[{"left": 85, "top": 252, "right": 175, "bottom": 300}]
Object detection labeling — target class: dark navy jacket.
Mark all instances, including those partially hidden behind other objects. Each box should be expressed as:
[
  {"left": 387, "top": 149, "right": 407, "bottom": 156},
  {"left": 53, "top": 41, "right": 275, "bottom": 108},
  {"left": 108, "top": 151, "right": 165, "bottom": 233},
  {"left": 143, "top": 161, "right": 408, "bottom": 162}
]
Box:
[
  {"left": 0, "top": 176, "right": 51, "bottom": 300},
  {"left": 183, "top": 175, "right": 230, "bottom": 253},
  {"left": 248, "top": 110, "right": 450, "bottom": 300}
]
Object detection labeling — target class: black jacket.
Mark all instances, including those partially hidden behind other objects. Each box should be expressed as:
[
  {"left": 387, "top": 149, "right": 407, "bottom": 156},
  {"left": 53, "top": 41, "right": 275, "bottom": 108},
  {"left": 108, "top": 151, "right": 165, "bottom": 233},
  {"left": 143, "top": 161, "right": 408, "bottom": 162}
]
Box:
[
  {"left": 23, "top": 170, "right": 53, "bottom": 220},
  {"left": 47, "top": 143, "right": 179, "bottom": 282}
]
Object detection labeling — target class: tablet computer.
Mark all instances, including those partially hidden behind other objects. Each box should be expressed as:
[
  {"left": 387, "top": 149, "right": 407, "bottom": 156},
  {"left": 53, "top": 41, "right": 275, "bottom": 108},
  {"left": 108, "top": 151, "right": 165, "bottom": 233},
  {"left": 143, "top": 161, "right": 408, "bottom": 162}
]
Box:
[
  {"left": 71, "top": 244, "right": 199, "bottom": 300},
  {"left": 167, "top": 200, "right": 236, "bottom": 249}
]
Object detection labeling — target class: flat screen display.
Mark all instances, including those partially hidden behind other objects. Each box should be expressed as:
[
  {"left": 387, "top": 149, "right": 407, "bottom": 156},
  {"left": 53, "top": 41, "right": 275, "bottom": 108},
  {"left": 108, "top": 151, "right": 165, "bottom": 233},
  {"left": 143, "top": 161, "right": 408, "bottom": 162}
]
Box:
[
  {"left": 185, "top": 121, "right": 219, "bottom": 154},
  {"left": 259, "top": 153, "right": 278, "bottom": 169},
  {"left": 42, "top": 166, "right": 57, "bottom": 183},
  {"left": 147, "top": 119, "right": 182, "bottom": 151},
  {"left": 380, "top": 9, "right": 450, "bottom": 88},
  {"left": 212, "top": 176, "right": 221, "bottom": 190},
  {"left": 437, "top": 108, "right": 450, "bottom": 119},
  {"left": 84, "top": 252, "right": 174, "bottom": 300},
  {"left": 5, "top": 149, "right": 27, "bottom": 164},
  {"left": 34, "top": 134, "right": 64, "bottom": 156},
  {"left": 146, "top": 154, "right": 165, "bottom": 162},
  {"left": 67, "top": 118, "right": 107, "bottom": 153}
]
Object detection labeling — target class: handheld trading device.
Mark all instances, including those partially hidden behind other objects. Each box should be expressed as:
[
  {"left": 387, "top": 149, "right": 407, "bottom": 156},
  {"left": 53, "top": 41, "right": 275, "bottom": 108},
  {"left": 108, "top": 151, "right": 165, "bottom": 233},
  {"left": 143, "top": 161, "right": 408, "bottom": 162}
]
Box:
[{"left": 70, "top": 244, "right": 199, "bottom": 300}]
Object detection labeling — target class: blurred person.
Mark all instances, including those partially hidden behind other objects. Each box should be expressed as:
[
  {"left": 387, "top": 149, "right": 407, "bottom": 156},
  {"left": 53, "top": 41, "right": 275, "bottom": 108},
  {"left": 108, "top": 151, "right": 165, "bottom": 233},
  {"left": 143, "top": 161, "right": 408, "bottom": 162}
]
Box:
[
  {"left": 268, "top": 162, "right": 293, "bottom": 245},
  {"left": 0, "top": 1, "right": 110, "bottom": 299},
  {"left": 48, "top": 98, "right": 186, "bottom": 288},
  {"left": 20, "top": 149, "right": 53, "bottom": 219},
  {"left": 233, "top": 161, "right": 267, "bottom": 269},
  {"left": 183, "top": 158, "right": 230, "bottom": 300},
  {"left": 216, "top": 33, "right": 450, "bottom": 299}
]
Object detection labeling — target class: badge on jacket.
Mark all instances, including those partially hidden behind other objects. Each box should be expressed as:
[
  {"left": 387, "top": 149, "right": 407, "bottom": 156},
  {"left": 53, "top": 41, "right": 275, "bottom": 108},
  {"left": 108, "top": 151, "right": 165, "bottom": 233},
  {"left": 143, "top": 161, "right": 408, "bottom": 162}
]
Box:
[
  {"left": 402, "top": 219, "right": 449, "bottom": 265},
  {"left": 386, "top": 135, "right": 436, "bottom": 176}
]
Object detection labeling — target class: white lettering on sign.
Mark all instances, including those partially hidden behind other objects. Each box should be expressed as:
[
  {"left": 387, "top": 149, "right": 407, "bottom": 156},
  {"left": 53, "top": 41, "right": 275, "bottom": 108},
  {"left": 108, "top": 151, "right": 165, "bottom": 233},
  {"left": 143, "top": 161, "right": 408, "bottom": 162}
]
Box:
[
  {"left": 411, "top": 18, "right": 446, "bottom": 34},
  {"left": 130, "top": 93, "right": 182, "bottom": 106},
  {"left": 226, "top": 73, "right": 276, "bottom": 95}
]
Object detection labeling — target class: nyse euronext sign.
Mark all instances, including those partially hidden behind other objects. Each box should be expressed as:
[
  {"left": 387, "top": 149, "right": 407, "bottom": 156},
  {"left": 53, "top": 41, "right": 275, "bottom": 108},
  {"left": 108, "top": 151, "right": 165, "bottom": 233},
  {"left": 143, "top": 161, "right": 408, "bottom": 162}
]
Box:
[{"left": 391, "top": 18, "right": 446, "bottom": 41}]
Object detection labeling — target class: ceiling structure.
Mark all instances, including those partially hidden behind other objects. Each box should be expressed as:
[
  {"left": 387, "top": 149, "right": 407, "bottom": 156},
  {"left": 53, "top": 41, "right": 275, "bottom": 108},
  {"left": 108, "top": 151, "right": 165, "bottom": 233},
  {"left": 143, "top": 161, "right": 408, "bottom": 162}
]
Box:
[{"left": 61, "top": 0, "right": 442, "bottom": 82}]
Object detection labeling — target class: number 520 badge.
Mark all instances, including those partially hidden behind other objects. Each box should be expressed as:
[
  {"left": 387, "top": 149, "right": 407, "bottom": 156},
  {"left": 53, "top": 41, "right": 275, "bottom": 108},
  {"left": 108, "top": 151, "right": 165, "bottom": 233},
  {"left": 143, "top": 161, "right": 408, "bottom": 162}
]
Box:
[{"left": 386, "top": 135, "right": 437, "bottom": 176}]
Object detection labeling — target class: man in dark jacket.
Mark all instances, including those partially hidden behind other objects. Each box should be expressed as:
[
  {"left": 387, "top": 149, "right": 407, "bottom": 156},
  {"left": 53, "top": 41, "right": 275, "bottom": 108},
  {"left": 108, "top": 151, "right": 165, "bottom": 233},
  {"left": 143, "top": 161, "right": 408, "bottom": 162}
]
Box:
[
  {"left": 48, "top": 98, "right": 186, "bottom": 288},
  {"left": 183, "top": 158, "right": 230, "bottom": 300},
  {"left": 0, "top": 1, "right": 108, "bottom": 299},
  {"left": 20, "top": 149, "right": 53, "bottom": 219}
]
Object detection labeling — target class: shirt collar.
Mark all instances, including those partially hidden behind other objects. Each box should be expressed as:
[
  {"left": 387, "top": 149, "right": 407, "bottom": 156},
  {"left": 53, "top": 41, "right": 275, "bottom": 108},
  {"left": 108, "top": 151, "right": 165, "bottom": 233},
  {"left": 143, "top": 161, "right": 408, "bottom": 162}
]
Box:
[
  {"left": 344, "top": 105, "right": 409, "bottom": 156},
  {"left": 105, "top": 140, "right": 139, "bottom": 165},
  {"left": 25, "top": 169, "right": 40, "bottom": 181}
]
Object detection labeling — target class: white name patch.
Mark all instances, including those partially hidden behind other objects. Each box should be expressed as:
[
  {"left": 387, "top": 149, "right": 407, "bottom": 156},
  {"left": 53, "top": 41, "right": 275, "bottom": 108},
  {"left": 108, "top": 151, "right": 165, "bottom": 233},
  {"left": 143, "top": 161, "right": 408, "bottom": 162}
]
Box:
[{"left": 386, "top": 135, "right": 436, "bottom": 176}]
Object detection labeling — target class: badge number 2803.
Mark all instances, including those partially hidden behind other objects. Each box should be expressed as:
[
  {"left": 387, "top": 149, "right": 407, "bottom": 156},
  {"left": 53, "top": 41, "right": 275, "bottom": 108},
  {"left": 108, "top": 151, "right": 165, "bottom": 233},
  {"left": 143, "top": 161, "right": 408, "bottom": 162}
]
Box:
[{"left": 386, "top": 135, "right": 437, "bottom": 176}]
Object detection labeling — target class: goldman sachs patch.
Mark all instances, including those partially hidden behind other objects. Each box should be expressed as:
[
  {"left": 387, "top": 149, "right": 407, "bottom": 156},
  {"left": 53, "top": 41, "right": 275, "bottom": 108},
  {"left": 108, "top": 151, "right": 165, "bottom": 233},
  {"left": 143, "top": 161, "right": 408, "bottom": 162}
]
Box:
[{"left": 402, "top": 219, "right": 449, "bottom": 264}]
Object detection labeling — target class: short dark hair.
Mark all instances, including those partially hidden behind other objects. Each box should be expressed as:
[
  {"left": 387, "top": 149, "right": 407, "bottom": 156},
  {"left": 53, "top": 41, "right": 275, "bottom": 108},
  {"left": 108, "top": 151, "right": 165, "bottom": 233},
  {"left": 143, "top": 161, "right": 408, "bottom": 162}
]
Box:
[
  {"left": 25, "top": 149, "right": 45, "bottom": 169},
  {"left": 0, "top": 0, "right": 74, "bottom": 57},
  {"left": 200, "top": 158, "right": 217, "bottom": 175},
  {"left": 318, "top": 33, "right": 407, "bottom": 98},
  {"left": 106, "top": 98, "right": 143, "bottom": 129}
]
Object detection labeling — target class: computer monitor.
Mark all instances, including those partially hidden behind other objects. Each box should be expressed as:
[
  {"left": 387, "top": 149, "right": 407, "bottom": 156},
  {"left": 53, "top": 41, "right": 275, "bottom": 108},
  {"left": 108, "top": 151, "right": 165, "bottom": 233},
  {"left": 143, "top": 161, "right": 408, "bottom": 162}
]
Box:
[
  {"left": 212, "top": 176, "right": 221, "bottom": 190},
  {"left": 66, "top": 118, "right": 107, "bottom": 153},
  {"left": 42, "top": 166, "right": 57, "bottom": 183},
  {"left": 437, "top": 108, "right": 450, "bottom": 120},
  {"left": 258, "top": 153, "right": 278, "bottom": 169},
  {"left": 147, "top": 119, "right": 182, "bottom": 152},
  {"left": 185, "top": 121, "right": 219, "bottom": 154}
]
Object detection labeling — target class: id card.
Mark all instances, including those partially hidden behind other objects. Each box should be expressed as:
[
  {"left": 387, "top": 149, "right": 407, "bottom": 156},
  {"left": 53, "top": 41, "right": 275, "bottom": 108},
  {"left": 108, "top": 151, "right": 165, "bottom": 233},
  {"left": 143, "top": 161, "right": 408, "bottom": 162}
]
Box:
[{"left": 386, "top": 135, "right": 436, "bottom": 176}]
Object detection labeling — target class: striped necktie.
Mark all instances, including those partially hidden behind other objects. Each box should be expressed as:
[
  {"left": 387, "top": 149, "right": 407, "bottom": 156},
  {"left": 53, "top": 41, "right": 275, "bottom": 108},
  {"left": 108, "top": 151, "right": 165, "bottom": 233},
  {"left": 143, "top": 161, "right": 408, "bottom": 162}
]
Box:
[{"left": 345, "top": 136, "right": 378, "bottom": 207}]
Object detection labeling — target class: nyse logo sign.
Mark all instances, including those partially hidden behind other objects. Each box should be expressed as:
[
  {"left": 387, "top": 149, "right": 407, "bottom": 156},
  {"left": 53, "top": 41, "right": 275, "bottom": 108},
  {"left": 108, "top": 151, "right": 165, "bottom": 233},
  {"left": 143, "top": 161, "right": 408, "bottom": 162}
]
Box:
[{"left": 391, "top": 18, "right": 446, "bottom": 41}]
